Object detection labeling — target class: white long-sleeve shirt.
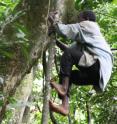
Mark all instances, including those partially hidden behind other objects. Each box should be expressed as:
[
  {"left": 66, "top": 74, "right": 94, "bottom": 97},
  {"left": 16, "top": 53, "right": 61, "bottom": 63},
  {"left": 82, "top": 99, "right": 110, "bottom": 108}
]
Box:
[{"left": 56, "top": 21, "right": 113, "bottom": 92}]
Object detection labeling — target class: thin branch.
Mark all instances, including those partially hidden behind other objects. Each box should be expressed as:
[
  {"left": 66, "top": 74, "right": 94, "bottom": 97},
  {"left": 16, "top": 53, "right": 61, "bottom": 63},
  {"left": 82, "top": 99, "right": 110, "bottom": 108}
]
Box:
[
  {"left": 68, "top": 114, "right": 72, "bottom": 124},
  {"left": 86, "top": 101, "right": 91, "bottom": 124},
  {"left": 42, "top": 52, "right": 47, "bottom": 93},
  {"left": 54, "top": 54, "right": 59, "bottom": 75},
  {"left": 50, "top": 111, "right": 58, "bottom": 124},
  {"left": 33, "top": 97, "right": 41, "bottom": 112},
  {"left": 111, "top": 48, "right": 117, "bottom": 51},
  {"left": 41, "top": 41, "right": 55, "bottom": 124}
]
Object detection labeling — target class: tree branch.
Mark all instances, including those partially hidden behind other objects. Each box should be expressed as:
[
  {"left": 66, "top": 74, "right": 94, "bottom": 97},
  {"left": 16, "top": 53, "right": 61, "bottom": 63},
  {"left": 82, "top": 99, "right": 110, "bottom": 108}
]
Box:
[
  {"left": 50, "top": 111, "right": 58, "bottom": 124},
  {"left": 111, "top": 48, "right": 117, "bottom": 51}
]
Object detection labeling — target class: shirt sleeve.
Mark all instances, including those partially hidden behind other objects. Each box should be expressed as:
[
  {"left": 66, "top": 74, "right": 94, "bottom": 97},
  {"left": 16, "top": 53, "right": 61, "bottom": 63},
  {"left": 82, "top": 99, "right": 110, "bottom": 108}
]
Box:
[{"left": 55, "top": 23, "right": 80, "bottom": 41}]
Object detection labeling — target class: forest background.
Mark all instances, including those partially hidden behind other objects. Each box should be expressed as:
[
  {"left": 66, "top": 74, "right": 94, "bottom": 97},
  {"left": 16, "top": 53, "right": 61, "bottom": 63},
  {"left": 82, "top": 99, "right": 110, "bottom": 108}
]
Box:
[{"left": 0, "top": 0, "right": 117, "bottom": 124}]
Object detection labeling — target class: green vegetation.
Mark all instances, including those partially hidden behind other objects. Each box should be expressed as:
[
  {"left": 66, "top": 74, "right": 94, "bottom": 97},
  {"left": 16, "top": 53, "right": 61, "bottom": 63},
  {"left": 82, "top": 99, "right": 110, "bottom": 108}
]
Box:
[{"left": 0, "top": 0, "right": 117, "bottom": 123}]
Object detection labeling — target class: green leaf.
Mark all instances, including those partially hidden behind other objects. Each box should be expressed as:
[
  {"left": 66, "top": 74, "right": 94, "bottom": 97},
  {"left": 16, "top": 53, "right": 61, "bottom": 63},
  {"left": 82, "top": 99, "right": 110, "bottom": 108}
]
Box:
[{"left": 0, "top": 49, "right": 14, "bottom": 58}]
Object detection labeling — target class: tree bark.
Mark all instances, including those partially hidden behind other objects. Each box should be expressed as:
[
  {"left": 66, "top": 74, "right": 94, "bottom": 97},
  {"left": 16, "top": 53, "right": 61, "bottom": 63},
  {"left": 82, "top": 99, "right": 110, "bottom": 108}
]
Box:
[
  {"left": 41, "top": 0, "right": 77, "bottom": 123},
  {"left": 0, "top": 0, "right": 51, "bottom": 122},
  {"left": 41, "top": 40, "right": 55, "bottom": 124},
  {"left": 8, "top": 69, "right": 33, "bottom": 124},
  {"left": 41, "top": 0, "right": 76, "bottom": 123},
  {"left": 0, "top": 0, "right": 77, "bottom": 122}
]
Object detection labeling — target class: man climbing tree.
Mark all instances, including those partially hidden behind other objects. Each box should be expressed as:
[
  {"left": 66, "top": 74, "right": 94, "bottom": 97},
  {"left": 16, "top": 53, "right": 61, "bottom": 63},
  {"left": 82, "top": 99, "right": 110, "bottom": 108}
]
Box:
[{"left": 48, "top": 10, "right": 113, "bottom": 116}]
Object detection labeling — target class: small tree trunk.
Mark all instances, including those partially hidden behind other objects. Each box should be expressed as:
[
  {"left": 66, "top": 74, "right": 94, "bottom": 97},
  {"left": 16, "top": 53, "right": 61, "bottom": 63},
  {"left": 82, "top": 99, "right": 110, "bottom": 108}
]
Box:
[
  {"left": 41, "top": 41, "right": 55, "bottom": 124},
  {"left": 22, "top": 101, "right": 31, "bottom": 124},
  {"left": 41, "top": 0, "right": 77, "bottom": 123},
  {"left": 41, "top": 0, "right": 68, "bottom": 123}
]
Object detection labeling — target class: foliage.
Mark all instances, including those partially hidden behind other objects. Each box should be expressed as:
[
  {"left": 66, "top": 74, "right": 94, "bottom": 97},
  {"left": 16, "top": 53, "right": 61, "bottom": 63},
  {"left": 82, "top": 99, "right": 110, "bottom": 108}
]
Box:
[
  {"left": 75, "top": 0, "right": 113, "bottom": 10},
  {"left": 94, "top": 3, "right": 117, "bottom": 46},
  {"left": 0, "top": 0, "right": 31, "bottom": 122},
  {"left": 0, "top": 0, "right": 30, "bottom": 64},
  {"left": 0, "top": 0, "right": 117, "bottom": 123},
  {"left": 71, "top": 1, "right": 117, "bottom": 124}
]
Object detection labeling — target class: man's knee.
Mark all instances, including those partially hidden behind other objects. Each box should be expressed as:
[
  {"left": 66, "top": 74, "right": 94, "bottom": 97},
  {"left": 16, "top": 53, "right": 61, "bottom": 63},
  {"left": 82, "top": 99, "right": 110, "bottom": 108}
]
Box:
[{"left": 63, "top": 47, "right": 72, "bottom": 56}]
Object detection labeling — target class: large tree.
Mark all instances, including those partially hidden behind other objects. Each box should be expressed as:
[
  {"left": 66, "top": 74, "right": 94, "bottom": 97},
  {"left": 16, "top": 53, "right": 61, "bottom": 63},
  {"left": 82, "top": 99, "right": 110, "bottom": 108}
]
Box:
[{"left": 0, "top": 0, "right": 76, "bottom": 123}]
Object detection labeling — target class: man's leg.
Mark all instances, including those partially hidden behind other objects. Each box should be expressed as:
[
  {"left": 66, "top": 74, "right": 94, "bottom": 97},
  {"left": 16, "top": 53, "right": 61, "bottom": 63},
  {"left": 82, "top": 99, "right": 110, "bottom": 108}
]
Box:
[
  {"left": 50, "top": 44, "right": 83, "bottom": 115},
  {"left": 50, "top": 77, "right": 69, "bottom": 97},
  {"left": 49, "top": 69, "right": 90, "bottom": 116},
  {"left": 49, "top": 95, "right": 69, "bottom": 116},
  {"left": 49, "top": 48, "right": 73, "bottom": 115},
  {"left": 50, "top": 43, "right": 83, "bottom": 96},
  {"left": 68, "top": 60, "right": 100, "bottom": 90},
  {"left": 50, "top": 60, "right": 100, "bottom": 115}
]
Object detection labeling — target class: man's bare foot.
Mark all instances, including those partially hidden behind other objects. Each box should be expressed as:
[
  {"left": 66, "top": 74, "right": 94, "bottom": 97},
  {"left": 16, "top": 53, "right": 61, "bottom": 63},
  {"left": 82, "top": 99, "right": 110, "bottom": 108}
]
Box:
[
  {"left": 49, "top": 100, "right": 69, "bottom": 116},
  {"left": 50, "top": 81, "right": 67, "bottom": 97}
]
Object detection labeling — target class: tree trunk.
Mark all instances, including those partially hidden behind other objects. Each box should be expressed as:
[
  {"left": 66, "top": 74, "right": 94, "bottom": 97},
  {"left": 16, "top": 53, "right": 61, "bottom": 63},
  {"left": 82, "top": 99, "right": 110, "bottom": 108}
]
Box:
[
  {"left": 0, "top": 0, "right": 77, "bottom": 122},
  {"left": 9, "top": 69, "right": 33, "bottom": 124},
  {"left": 41, "top": 40, "right": 55, "bottom": 124},
  {"left": 41, "top": 0, "right": 77, "bottom": 123},
  {"left": 22, "top": 98, "right": 31, "bottom": 124},
  {"left": 0, "top": 0, "right": 51, "bottom": 122},
  {"left": 41, "top": 0, "right": 76, "bottom": 123}
]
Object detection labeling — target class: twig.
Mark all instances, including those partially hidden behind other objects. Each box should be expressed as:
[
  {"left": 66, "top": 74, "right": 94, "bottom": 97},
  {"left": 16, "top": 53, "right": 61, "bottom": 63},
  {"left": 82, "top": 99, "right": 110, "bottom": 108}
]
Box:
[
  {"left": 50, "top": 111, "right": 58, "bottom": 124},
  {"left": 111, "top": 48, "right": 117, "bottom": 51},
  {"left": 86, "top": 101, "right": 91, "bottom": 124},
  {"left": 68, "top": 114, "right": 72, "bottom": 124},
  {"left": 54, "top": 54, "right": 59, "bottom": 75}
]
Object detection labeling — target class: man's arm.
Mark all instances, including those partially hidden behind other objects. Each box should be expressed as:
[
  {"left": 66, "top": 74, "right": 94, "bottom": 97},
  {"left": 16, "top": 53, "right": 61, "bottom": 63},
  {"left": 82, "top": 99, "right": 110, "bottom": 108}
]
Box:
[
  {"left": 48, "top": 12, "right": 80, "bottom": 41},
  {"left": 55, "top": 23, "right": 79, "bottom": 41},
  {"left": 56, "top": 39, "right": 68, "bottom": 51}
]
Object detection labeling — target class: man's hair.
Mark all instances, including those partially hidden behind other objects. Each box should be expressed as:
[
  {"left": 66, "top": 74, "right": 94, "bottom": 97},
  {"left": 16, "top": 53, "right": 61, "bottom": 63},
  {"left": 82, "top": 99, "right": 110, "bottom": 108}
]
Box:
[{"left": 79, "top": 10, "right": 96, "bottom": 22}]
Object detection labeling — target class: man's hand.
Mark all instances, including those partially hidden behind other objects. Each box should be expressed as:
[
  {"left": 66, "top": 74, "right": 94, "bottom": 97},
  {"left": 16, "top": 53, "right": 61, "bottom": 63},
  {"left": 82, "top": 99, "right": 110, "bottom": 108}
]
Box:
[
  {"left": 48, "top": 25, "right": 56, "bottom": 36},
  {"left": 48, "top": 11, "right": 58, "bottom": 25},
  {"left": 48, "top": 11, "right": 58, "bottom": 36}
]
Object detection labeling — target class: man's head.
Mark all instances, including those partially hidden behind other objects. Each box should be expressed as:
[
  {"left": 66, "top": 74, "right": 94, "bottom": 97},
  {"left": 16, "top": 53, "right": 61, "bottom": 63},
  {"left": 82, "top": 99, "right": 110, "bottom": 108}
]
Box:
[{"left": 78, "top": 10, "right": 96, "bottom": 22}]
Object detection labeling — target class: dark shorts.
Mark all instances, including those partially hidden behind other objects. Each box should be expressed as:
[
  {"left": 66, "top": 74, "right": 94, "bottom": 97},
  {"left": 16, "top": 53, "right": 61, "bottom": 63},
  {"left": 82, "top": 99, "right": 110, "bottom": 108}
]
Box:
[{"left": 59, "top": 43, "right": 100, "bottom": 96}]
